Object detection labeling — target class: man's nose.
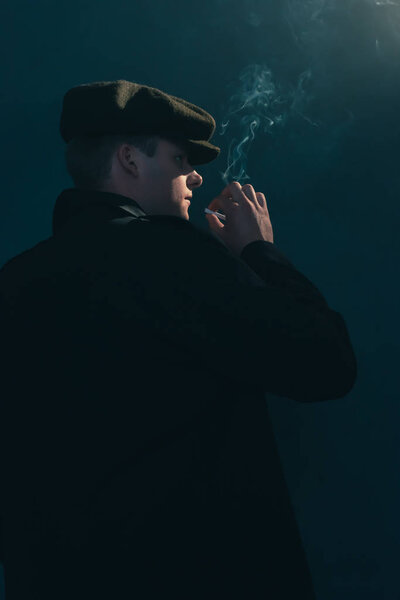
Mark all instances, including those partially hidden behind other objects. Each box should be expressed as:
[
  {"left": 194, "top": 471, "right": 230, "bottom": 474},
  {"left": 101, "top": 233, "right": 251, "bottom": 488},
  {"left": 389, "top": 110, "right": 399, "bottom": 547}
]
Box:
[{"left": 188, "top": 171, "right": 203, "bottom": 188}]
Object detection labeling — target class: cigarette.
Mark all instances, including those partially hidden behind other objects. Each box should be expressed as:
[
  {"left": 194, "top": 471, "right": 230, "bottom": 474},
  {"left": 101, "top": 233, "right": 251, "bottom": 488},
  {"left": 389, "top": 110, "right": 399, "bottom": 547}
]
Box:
[{"left": 204, "top": 208, "right": 226, "bottom": 221}]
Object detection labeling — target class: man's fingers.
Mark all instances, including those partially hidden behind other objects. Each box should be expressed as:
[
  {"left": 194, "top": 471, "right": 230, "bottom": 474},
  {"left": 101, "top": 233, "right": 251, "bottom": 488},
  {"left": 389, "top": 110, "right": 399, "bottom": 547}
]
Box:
[
  {"left": 241, "top": 184, "right": 258, "bottom": 204},
  {"left": 205, "top": 212, "right": 224, "bottom": 232},
  {"left": 217, "top": 181, "right": 241, "bottom": 198},
  {"left": 208, "top": 181, "right": 247, "bottom": 212},
  {"left": 208, "top": 194, "right": 240, "bottom": 215},
  {"left": 208, "top": 181, "right": 268, "bottom": 214},
  {"left": 256, "top": 192, "right": 266, "bottom": 207}
]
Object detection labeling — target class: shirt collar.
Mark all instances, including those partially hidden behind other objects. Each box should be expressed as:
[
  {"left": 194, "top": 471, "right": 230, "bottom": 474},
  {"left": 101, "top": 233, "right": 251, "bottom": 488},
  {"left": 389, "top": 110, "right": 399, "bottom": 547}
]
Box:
[{"left": 52, "top": 188, "right": 148, "bottom": 235}]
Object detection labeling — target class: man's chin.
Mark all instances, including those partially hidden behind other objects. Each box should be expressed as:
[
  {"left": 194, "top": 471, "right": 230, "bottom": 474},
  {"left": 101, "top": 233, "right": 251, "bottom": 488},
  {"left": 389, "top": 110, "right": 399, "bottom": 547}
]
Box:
[{"left": 176, "top": 204, "right": 190, "bottom": 221}]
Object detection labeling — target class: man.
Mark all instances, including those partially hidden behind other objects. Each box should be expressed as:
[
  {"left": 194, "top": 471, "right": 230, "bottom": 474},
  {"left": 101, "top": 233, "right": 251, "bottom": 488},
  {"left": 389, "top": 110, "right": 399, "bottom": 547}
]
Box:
[{"left": 0, "top": 80, "right": 357, "bottom": 599}]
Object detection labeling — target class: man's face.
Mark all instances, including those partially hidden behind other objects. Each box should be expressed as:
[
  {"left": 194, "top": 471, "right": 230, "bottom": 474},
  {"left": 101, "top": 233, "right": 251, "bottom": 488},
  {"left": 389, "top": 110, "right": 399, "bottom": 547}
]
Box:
[{"left": 126, "top": 138, "right": 203, "bottom": 220}]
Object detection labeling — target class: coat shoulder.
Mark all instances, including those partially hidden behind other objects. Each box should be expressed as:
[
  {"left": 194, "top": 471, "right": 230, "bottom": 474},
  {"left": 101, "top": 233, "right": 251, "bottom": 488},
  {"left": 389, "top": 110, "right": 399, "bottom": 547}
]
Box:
[{"left": 116, "top": 215, "right": 229, "bottom": 257}]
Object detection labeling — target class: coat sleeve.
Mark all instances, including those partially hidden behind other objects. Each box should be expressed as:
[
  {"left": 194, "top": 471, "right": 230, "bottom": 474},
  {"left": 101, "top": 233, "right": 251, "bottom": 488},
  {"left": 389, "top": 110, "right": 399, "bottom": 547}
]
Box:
[{"left": 108, "top": 218, "right": 357, "bottom": 402}]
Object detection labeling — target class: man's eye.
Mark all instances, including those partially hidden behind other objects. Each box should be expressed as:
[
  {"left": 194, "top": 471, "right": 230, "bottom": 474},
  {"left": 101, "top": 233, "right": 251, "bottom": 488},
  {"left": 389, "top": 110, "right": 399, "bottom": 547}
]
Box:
[{"left": 175, "top": 155, "right": 184, "bottom": 164}]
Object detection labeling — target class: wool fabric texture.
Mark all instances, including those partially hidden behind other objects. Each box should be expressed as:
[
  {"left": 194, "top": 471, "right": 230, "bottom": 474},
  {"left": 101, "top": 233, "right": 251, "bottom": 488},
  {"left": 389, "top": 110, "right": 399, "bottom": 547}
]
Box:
[{"left": 60, "top": 79, "right": 221, "bottom": 166}]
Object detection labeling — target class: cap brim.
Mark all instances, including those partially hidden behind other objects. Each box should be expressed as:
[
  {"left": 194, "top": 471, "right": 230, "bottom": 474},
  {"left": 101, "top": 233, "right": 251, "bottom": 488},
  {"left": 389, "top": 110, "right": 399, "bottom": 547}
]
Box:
[{"left": 185, "top": 139, "right": 220, "bottom": 166}]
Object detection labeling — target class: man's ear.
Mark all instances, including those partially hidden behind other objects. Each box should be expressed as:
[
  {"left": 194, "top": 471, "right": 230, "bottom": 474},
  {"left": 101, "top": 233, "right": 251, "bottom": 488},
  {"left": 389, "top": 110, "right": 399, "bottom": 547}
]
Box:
[{"left": 118, "top": 144, "right": 138, "bottom": 175}]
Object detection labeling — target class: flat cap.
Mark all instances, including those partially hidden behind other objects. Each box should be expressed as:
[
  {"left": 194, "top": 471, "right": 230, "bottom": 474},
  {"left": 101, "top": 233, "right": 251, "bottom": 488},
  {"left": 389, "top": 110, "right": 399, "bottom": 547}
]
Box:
[{"left": 60, "top": 79, "right": 220, "bottom": 166}]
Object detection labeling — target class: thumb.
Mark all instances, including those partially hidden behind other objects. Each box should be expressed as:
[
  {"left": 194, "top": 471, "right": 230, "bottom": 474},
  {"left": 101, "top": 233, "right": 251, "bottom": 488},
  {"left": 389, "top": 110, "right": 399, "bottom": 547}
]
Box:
[{"left": 205, "top": 212, "right": 225, "bottom": 235}]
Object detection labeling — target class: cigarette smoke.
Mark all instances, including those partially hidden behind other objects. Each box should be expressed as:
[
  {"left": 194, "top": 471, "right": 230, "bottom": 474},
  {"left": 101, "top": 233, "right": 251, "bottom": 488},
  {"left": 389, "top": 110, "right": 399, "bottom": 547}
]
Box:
[
  {"left": 218, "top": 64, "right": 318, "bottom": 185},
  {"left": 217, "top": 0, "right": 400, "bottom": 185}
]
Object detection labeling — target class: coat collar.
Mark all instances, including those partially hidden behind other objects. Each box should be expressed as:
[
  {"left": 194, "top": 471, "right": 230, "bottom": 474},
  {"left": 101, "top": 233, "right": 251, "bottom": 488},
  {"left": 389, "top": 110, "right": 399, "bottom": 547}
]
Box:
[{"left": 52, "top": 188, "right": 148, "bottom": 235}]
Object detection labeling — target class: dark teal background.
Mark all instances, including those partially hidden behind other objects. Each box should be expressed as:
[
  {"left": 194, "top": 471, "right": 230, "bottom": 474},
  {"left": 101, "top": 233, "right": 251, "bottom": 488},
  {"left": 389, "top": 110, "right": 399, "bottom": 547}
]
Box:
[{"left": 1, "top": 0, "right": 399, "bottom": 597}]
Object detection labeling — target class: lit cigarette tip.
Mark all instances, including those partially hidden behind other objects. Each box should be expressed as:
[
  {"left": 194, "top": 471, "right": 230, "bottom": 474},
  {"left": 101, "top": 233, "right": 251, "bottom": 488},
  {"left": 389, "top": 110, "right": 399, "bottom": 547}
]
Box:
[{"left": 204, "top": 208, "right": 226, "bottom": 221}]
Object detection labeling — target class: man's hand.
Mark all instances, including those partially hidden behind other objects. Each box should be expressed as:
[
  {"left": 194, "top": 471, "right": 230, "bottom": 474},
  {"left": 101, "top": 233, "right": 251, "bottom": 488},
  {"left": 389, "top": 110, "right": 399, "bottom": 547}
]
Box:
[{"left": 205, "top": 181, "right": 274, "bottom": 257}]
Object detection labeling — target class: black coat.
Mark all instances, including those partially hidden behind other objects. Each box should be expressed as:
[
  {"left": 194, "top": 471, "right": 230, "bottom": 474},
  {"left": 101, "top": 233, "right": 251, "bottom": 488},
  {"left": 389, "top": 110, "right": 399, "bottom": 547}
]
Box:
[{"left": 0, "top": 188, "right": 357, "bottom": 599}]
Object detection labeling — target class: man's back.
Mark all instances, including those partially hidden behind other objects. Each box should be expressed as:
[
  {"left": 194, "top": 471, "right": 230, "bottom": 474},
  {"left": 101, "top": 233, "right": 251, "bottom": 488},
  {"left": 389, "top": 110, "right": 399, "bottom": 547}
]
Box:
[{"left": 0, "top": 189, "right": 357, "bottom": 598}]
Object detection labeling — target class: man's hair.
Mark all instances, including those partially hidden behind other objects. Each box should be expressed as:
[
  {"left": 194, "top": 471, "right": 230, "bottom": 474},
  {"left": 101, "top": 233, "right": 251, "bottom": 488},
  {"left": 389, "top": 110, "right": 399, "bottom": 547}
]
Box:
[{"left": 65, "top": 133, "right": 187, "bottom": 191}]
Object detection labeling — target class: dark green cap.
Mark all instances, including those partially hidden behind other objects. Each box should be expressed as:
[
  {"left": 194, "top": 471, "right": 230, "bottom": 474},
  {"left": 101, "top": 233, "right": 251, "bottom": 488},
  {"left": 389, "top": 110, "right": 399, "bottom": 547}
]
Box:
[{"left": 60, "top": 79, "right": 220, "bottom": 166}]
